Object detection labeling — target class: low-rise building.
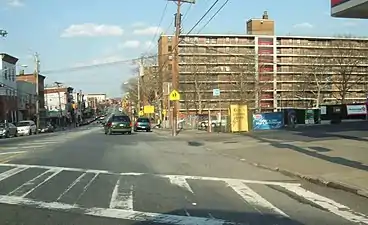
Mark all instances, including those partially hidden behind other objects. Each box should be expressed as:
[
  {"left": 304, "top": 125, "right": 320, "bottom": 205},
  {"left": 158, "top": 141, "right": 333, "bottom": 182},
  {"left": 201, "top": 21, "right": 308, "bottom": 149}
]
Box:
[
  {"left": 16, "top": 80, "right": 36, "bottom": 121},
  {"left": 16, "top": 72, "right": 46, "bottom": 125},
  {"left": 0, "top": 53, "right": 18, "bottom": 122},
  {"left": 85, "top": 93, "right": 106, "bottom": 103},
  {"left": 44, "top": 85, "right": 74, "bottom": 118}
]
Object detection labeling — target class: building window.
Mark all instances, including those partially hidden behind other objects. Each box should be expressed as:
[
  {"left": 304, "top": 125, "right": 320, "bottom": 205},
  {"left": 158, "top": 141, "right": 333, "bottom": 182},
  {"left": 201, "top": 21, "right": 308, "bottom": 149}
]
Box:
[
  {"left": 226, "top": 37, "right": 230, "bottom": 43},
  {"left": 206, "top": 38, "right": 210, "bottom": 44},
  {"left": 168, "top": 36, "right": 172, "bottom": 42},
  {"left": 11, "top": 68, "right": 15, "bottom": 81},
  {"left": 3, "top": 69, "right": 7, "bottom": 80},
  {"left": 168, "top": 45, "right": 172, "bottom": 52}
]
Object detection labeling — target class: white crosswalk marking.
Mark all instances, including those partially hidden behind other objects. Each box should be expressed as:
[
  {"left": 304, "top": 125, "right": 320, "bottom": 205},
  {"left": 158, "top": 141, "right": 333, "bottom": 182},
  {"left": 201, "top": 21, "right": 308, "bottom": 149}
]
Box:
[
  {"left": 0, "top": 163, "right": 366, "bottom": 224},
  {"left": 109, "top": 178, "right": 133, "bottom": 210},
  {"left": 227, "top": 180, "right": 288, "bottom": 217}
]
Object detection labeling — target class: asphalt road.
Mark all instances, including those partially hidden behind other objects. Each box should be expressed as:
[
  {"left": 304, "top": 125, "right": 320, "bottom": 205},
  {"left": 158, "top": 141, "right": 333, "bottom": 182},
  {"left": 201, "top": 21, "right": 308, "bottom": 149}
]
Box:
[{"left": 0, "top": 124, "right": 367, "bottom": 225}]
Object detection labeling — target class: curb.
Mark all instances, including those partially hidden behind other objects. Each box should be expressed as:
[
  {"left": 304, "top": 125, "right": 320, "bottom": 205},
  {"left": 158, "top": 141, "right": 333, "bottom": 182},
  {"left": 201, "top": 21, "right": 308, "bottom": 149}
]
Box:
[{"left": 212, "top": 150, "right": 368, "bottom": 199}]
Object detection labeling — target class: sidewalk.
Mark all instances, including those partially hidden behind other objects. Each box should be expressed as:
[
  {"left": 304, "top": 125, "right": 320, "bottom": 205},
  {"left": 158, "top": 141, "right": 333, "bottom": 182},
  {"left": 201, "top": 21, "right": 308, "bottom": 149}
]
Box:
[{"left": 204, "top": 132, "right": 368, "bottom": 198}]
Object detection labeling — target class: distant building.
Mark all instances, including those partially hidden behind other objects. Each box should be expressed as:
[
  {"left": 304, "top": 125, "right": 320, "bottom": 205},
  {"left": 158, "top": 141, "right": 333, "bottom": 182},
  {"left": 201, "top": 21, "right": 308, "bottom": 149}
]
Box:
[
  {"left": 44, "top": 85, "right": 74, "bottom": 118},
  {"left": 157, "top": 12, "right": 368, "bottom": 113},
  {"left": 85, "top": 93, "right": 106, "bottom": 103},
  {"left": 0, "top": 53, "right": 18, "bottom": 122}
]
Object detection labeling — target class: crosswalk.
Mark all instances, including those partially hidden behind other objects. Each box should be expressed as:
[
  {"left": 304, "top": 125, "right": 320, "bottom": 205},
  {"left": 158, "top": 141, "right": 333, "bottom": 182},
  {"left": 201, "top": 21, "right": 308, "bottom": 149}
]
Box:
[{"left": 0, "top": 163, "right": 367, "bottom": 224}]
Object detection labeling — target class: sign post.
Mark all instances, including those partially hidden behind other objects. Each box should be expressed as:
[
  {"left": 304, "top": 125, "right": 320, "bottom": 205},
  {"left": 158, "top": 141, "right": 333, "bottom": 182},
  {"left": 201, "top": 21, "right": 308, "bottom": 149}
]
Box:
[
  {"left": 169, "top": 90, "right": 180, "bottom": 136},
  {"left": 213, "top": 88, "right": 221, "bottom": 132}
]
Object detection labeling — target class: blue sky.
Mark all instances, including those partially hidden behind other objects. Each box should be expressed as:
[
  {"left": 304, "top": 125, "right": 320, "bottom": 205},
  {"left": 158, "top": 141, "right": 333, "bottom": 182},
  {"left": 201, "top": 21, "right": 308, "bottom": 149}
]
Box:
[{"left": 0, "top": 0, "right": 367, "bottom": 97}]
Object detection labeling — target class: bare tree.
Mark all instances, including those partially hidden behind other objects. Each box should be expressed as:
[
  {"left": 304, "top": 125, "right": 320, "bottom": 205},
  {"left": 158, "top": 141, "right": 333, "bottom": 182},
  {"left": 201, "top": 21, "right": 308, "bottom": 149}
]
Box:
[
  {"left": 180, "top": 53, "right": 211, "bottom": 114},
  {"left": 297, "top": 52, "right": 333, "bottom": 108},
  {"left": 327, "top": 37, "right": 368, "bottom": 104},
  {"left": 121, "top": 77, "right": 139, "bottom": 104}
]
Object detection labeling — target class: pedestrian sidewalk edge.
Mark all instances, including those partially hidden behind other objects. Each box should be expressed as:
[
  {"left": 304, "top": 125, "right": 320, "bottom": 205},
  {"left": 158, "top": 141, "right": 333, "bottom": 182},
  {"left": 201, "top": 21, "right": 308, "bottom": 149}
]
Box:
[{"left": 216, "top": 151, "right": 368, "bottom": 199}]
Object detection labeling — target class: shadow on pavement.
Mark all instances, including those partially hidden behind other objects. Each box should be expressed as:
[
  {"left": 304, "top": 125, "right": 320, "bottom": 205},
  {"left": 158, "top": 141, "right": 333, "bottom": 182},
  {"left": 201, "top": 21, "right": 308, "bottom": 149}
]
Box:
[
  {"left": 251, "top": 136, "right": 368, "bottom": 172},
  {"left": 131, "top": 209, "right": 304, "bottom": 225},
  {"left": 247, "top": 121, "right": 368, "bottom": 142}
]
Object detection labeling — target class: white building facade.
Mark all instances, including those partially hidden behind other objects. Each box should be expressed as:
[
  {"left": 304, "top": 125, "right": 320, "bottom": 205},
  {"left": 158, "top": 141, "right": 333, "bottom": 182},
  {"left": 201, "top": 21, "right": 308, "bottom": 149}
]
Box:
[{"left": 0, "top": 53, "right": 18, "bottom": 122}]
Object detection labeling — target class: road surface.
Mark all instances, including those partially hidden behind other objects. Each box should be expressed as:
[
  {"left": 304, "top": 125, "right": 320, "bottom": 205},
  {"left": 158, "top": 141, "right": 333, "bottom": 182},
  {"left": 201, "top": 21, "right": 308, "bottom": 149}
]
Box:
[{"left": 0, "top": 124, "right": 367, "bottom": 225}]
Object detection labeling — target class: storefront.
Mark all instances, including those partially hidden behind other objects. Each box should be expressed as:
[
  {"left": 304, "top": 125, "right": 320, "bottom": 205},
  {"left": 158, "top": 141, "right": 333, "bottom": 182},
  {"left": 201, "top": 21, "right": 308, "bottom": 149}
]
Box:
[{"left": 331, "top": 0, "right": 368, "bottom": 18}]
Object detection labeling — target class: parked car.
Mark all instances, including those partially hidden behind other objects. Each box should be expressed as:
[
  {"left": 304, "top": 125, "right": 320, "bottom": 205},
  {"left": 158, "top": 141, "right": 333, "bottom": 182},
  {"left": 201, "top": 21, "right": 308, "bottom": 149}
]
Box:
[
  {"left": 104, "top": 114, "right": 132, "bottom": 135},
  {"left": 0, "top": 122, "right": 18, "bottom": 138},
  {"left": 16, "top": 120, "right": 37, "bottom": 136},
  {"left": 134, "top": 117, "right": 151, "bottom": 132}
]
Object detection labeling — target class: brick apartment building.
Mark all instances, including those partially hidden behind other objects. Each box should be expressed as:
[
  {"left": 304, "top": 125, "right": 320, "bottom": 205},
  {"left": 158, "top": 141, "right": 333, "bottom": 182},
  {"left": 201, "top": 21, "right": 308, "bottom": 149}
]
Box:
[
  {"left": 157, "top": 11, "right": 368, "bottom": 113},
  {"left": 16, "top": 72, "right": 46, "bottom": 123},
  {"left": 0, "top": 53, "right": 18, "bottom": 122}
]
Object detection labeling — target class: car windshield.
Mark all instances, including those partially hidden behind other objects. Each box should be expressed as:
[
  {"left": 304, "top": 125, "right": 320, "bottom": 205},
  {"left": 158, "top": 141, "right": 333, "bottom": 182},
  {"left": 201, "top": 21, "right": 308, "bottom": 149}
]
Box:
[
  {"left": 137, "top": 118, "right": 150, "bottom": 122},
  {"left": 17, "top": 122, "right": 31, "bottom": 126},
  {"left": 113, "top": 116, "right": 130, "bottom": 122}
]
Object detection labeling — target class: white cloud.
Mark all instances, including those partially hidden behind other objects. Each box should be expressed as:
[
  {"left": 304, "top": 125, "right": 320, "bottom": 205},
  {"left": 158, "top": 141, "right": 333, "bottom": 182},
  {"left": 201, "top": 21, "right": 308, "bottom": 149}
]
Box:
[
  {"left": 61, "top": 23, "right": 124, "bottom": 37},
  {"left": 133, "top": 26, "right": 163, "bottom": 35},
  {"left": 342, "top": 21, "right": 357, "bottom": 27},
  {"left": 145, "top": 41, "right": 154, "bottom": 48},
  {"left": 119, "top": 40, "right": 140, "bottom": 48},
  {"left": 74, "top": 55, "right": 127, "bottom": 67},
  {"left": 293, "top": 22, "right": 313, "bottom": 29},
  {"left": 7, "top": 0, "right": 24, "bottom": 7},
  {"left": 131, "top": 22, "right": 145, "bottom": 28}
]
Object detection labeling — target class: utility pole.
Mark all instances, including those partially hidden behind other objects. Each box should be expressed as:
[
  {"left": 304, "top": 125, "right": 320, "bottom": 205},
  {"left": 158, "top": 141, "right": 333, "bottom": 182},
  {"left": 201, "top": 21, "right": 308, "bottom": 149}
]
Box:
[
  {"left": 169, "top": 0, "right": 195, "bottom": 136},
  {"left": 34, "top": 52, "right": 40, "bottom": 133},
  {"left": 138, "top": 57, "right": 144, "bottom": 117},
  {"left": 54, "top": 81, "right": 63, "bottom": 127}
]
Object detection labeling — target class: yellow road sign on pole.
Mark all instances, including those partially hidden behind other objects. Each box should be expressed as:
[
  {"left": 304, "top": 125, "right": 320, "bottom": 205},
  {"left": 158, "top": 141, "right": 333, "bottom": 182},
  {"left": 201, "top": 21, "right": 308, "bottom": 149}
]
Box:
[
  {"left": 143, "top": 105, "right": 154, "bottom": 114},
  {"left": 169, "top": 90, "right": 180, "bottom": 101}
]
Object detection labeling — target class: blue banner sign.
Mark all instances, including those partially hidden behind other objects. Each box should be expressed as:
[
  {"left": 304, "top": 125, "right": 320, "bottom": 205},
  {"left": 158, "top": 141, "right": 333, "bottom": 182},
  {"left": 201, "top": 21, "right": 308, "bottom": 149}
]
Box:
[{"left": 252, "top": 112, "right": 284, "bottom": 130}]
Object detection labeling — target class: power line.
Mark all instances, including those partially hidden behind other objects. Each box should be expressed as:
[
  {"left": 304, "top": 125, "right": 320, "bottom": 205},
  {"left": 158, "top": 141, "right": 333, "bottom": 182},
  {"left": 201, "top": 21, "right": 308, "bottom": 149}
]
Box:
[
  {"left": 186, "top": 0, "right": 220, "bottom": 34},
  {"left": 144, "top": 0, "right": 222, "bottom": 90},
  {"left": 145, "top": 1, "right": 169, "bottom": 54},
  {"left": 197, "top": 0, "right": 230, "bottom": 33}
]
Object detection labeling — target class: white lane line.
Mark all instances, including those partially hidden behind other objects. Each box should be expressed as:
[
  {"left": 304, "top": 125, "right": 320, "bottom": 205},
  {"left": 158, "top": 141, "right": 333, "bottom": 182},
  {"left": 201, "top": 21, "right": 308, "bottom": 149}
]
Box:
[
  {"left": 0, "top": 195, "right": 232, "bottom": 225},
  {"left": 21, "top": 169, "right": 62, "bottom": 198},
  {"left": 227, "top": 180, "right": 288, "bottom": 217},
  {"left": 8, "top": 170, "right": 53, "bottom": 196},
  {"left": 56, "top": 173, "right": 87, "bottom": 201},
  {"left": 0, "top": 163, "right": 301, "bottom": 186},
  {"left": 168, "top": 176, "right": 194, "bottom": 193},
  {"left": 0, "top": 167, "right": 28, "bottom": 182},
  {"left": 281, "top": 185, "right": 368, "bottom": 224},
  {"left": 0, "top": 151, "right": 26, "bottom": 155},
  {"left": 74, "top": 173, "right": 99, "bottom": 205},
  {"left": 109, "top": 179, "right": 133, "bottom": 210}
]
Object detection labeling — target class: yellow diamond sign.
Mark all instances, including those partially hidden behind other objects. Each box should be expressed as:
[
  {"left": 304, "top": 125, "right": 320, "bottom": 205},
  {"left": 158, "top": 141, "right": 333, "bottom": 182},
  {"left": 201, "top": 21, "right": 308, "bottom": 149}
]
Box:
[{"left": 169, "top": 90, "right": 180, "bottom": 101}]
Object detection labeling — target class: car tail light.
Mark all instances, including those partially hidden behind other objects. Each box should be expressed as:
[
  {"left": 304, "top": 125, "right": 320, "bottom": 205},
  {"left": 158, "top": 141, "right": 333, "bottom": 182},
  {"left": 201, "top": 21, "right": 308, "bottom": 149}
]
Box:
[{"left": 106, "top": 122, "right": 112, "bottom": 127}]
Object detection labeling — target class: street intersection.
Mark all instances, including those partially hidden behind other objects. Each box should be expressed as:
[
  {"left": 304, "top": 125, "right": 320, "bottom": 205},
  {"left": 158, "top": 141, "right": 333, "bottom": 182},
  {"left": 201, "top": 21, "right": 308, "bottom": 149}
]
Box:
[{"left": 0, "top": 124, "right": 367, "bottom": 224}]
